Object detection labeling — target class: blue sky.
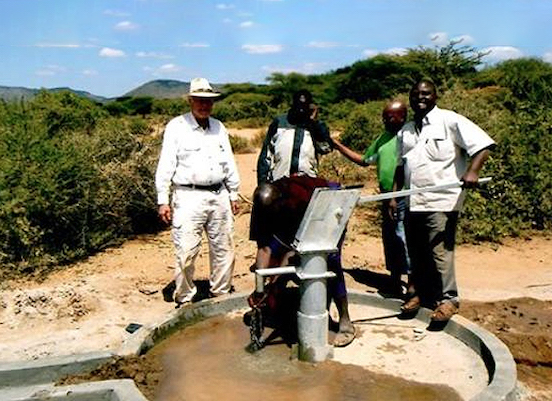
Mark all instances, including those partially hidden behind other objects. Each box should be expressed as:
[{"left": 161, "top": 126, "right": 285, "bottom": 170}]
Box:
[{"left": 1, "top": 0, "right": 551, "bottom": 98}]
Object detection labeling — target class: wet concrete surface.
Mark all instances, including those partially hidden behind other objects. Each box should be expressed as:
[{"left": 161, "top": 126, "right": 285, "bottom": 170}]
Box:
[{"left": 149, "top": 312, "right": 468, "bottom": 401}]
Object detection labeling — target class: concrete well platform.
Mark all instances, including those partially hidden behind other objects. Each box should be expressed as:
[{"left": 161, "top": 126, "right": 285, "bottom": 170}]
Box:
[{"left": 0, "top": 291, "right": 517, "bottom": 401}]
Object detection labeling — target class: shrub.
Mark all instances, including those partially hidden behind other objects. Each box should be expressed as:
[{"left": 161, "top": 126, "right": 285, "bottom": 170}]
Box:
[
  {"left": 338, "top": 101, "right": 386, "bottom": 152},
  {"left": 250, "top": 129, "right": 267, "bottom": 148},
  {"left": 474, "top": 58, "right": 552, "bottom": 104},
  {"left": 319, "top": 152, "right": 373, "bottom": 188},
  {"left": 32, "top": 90, "right": 107, "bottom": 136},
  {"left": 213, "top": 93, "right": 275, "bottom": 125},
  {"left": 151, "top": 98, "right": 188, "bottom": 117},
  {"left": 439, "top": 86, "right": 552, "bottom": 242},
  {"left": 127, "top": 116, "right": 151, "bottom": 136},
  {"left": 0, "top": 96, "right": 160, "bottom": 277},
  {"left": 229, "top": 134, "right": 255, "bottom": 154}
]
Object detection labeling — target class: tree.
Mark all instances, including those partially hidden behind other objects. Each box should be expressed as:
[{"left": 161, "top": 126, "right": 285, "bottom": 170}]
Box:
[
  {"left": 334, "top": 54, "right": 414, "bottom": 102},
  {"left": 31, "top": 90, "right": 106, "bottom": 136},
  {"left": 474, "top": 58, "right": 552, "bottom": 104},
  {"left": 402, "top": 41, "right": 487, "bottom": 89},
  {"left": 266, "top": 72, "right": 311, "bottom": 108},
  {"left": 213, "top": 92, "right": 274, "bottom": 123}
]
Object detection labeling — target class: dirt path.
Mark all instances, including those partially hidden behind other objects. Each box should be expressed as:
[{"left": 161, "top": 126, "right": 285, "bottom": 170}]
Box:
[{"left": 1, "top": 132, "right": 551, "bottom": 399}]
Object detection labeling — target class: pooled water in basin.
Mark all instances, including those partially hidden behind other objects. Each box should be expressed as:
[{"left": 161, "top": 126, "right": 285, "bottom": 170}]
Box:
[{"left": 148, "top": 313, "right": 464, "bottom": 401}]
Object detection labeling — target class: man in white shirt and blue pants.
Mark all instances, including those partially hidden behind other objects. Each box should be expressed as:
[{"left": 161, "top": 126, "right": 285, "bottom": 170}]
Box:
[{"left": 155, "top": 78, "right": 240, "bottom": 305}]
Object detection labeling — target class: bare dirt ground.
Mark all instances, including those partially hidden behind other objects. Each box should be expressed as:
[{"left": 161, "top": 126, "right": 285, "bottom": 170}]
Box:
[{"left": 1, "top": 129, "right": 551, "bottom": 399}]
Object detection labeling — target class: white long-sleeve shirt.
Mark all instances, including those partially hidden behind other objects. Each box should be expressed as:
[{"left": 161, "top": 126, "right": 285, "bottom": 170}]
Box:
[{"left": 155, "top": 112, "right": 240, "bottom": 205}]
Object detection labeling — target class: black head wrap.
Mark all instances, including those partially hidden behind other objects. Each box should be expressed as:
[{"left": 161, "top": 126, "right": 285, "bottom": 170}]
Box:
[{"left": 287, "top": 90, "right": 313, "bottom": 125}]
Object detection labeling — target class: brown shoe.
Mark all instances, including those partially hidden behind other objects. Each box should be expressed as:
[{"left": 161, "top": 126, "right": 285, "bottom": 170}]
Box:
[
  {"left": 431, "top": 301, "right": 458, "bottom": 322},
  {"left": 400, "top": 295, "right": 421, "bottom": 313}
]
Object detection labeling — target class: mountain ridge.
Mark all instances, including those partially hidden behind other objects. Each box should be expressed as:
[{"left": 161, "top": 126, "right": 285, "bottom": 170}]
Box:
[
  {"left": 0, "top": 85, "right": 108, "bottom": 103},
  {"left": 0, "top": 79, "right": 225, "bottom": 102}
]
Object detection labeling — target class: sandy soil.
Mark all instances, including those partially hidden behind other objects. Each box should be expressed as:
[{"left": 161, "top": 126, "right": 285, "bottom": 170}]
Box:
[{"left": 1, "top": 130, "right": 552, "bottom": 399}]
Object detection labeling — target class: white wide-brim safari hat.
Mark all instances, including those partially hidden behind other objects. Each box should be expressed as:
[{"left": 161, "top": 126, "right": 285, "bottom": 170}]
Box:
[{"left": 188, "top": 77, "right": 221, "bottom": 98}]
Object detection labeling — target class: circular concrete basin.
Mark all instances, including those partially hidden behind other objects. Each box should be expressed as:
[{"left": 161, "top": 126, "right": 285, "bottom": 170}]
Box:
[{"left": 0, "top": 291, "right": 517, "bottom": 401}]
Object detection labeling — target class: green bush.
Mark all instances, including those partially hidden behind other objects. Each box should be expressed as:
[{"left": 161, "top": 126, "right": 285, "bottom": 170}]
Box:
[
  {"left": 473, "top": 58, "right": 552, "bottom": 104},
  {"left": 0, "top": 95, "right": 160, "bottom": 277},
  {"left": 325, "top": 100, "right": 362, "bottom": 131},
  {"left": 438, "top": 85, "right": 552, "bottom": 242},
  {"left": 318, "top": 151, "right": 373, "bottom": 187},
  {"left": 32, "top": 90, "right": 107, "bottom": 136},
  {"left": 229, "top": 134, "right": 255, "bottom": 154},
  {"left": 151, "top": 98, "right": 188, "bottom": 117},
  {"left": 128, "top": 116, "right": 151, "bottom": 136},
  {"left": 213, "top": 93, "right": 275, "bottom": 125},
  {"left": 338, "top": 101, "right": 387, "bottom": 152}
]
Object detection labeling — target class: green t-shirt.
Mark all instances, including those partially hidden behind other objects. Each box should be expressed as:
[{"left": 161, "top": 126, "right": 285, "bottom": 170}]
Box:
[{"left": 362, "top": 131, "right": 399, "bottom": 192}]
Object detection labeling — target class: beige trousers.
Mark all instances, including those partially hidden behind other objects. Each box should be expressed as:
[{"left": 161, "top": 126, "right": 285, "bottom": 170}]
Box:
[{"left": 171, "top": 187, "right": 235, "bottom": 303}]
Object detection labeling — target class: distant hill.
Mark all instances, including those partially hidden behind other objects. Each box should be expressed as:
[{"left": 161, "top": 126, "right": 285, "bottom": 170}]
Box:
[
  {"left": 123, "top": 80, "right": 190, "bottom": 99},
  {"left": 0, "top": 79, "right": 225, "bottom": 103},
  {"left": 0, "top": 86, "right": 37, "bottom": 102},
  {"left": 49, "top": 87, "right": 107, "bottom": 103},
  {"left": 0, "top": 85, "right": 107, "bottom": 103}
]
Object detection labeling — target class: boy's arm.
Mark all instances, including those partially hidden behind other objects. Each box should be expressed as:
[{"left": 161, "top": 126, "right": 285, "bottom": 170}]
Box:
[{"left": 332, "top": 138, "right": 370, "bottom": 166}]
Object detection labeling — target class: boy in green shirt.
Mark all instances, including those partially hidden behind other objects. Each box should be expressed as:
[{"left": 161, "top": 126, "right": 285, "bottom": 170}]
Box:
[{"left": 332, "top": 100, "right": 410, "bottom": 297}]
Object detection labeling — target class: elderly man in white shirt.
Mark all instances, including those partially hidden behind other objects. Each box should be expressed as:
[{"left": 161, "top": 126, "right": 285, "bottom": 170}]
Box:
[
  {"left": 391, "top": 79, "right": 495, "bottom": 323},
  {"left": 156, "top": 77, "right": 240, "bottom": 305}
]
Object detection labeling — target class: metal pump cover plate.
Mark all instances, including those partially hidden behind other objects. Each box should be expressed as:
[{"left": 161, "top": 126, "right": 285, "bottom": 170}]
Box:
[{"left": 293, "top": 188, "right": 361, "bottom": 253}]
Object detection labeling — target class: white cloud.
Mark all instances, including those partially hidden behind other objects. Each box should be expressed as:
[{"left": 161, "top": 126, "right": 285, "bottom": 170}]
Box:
[
  {"left": 158, "top": 64, "right": 181, "bottom": 73},
  {"left": 180, "top": 42, "right": 210, "bottom": 48},
  {"left": 363, "top": 47, "right": 407, "bottom": 58},
  {"left": 307, "top": 41, "right": 339, "bottom": 48},
  {"left": 99, "top": 47, "right": 126, "bottom": 57},
  {"left": 240, "top": 21, "right": 254, "bottom": 28},
  {"left": 145, "top": 63, "right": 183, "bottom": 77},
  {"left": 543, "top": 52, "right": 552, "bottom": 63},
  {"left": 482, "top": 46, "right": 524, "bottom": 63},
  {"left": 362, "top": 49, "right": 379, "bottom": 58},
  {"left": 430, "top": 32, "right": 475, "bottom": 47},
  {"left": 300, "top": 62, "right": 328, "bottom": 73},
  {"left": 136, "top": 51, "right": 174, "bottom": 59},
  {"left": 430, "top": 32, "right": 449, "bottom": 46},
  {"left": 242, "top": 44, "right": 283, "bottom": 54},
  {"left": 82, "top": 69, "right": 98, "bottom": 76},
  {"left": 35, "top": 69, "right": 56, "bottom": 77},
  {"left": 114, "top": 21, "right": 139, "bottom": 31},
  {"left": 35, "top": 64, "right": 67, "bottom": 77},
  {"left": 104, "top": 9, "right": 130, "bottom": 17},
  {"left": 34, "top": 43, "right": 80, "bottom": 48},
  {"left": 384, "top": 47, "right": 407, "bottom": 56},
  {"left": 262, "top": 62, "right": 328, "bottom": 75},
  {"left": 453, "top": 35, "right": 474, "bottom": 45},
  {"left": 216, "top": 3, "right": 235, "bottom": 9}
]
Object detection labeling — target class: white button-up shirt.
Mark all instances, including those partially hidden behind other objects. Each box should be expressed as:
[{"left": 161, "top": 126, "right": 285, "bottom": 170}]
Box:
[
  {"left": 155, "top": 112, "right": 240, "bottom": 205},
  {"left": 398, "top": 106, "right": 495, "bottom": 212}
]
